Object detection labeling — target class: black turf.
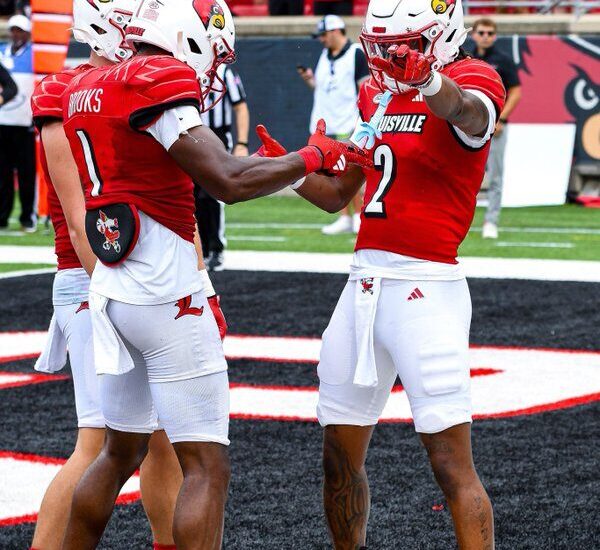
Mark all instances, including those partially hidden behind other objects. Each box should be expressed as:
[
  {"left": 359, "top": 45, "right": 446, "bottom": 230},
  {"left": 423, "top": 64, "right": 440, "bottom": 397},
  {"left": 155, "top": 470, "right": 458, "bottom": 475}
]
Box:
[{"left": 0, "top": 271, "right": 598, "bottom": 549}]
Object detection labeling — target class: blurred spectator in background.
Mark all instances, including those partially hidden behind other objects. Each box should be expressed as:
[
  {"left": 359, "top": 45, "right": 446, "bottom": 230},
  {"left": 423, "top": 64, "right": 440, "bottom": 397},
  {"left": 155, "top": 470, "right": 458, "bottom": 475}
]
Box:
[
  {"left": 298, "top": 15, "right": 369, "bottom": 235},
  {"left": 470, "top": 18, "right": 522, "bottom": 239},
  {"left": 195, "top": 64, "right": 249, "bottom": 271},
  {"left": 0, "top": 14, "right": 36, "bottom": 232},
  {"left": 269, "top": 0, "right": 304, "bottom": 15},
  {"left": 314, "top": 0, "right": 353, "bottom": 16}
]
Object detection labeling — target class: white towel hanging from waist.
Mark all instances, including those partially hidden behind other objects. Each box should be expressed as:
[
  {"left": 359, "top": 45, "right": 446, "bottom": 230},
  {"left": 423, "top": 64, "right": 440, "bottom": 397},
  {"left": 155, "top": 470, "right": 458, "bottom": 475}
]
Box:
[
  {"left": 353, "top": 277, "right": 381, "bottom": 388},
  {"left": 89, "top": 292, "right": 135, "bottom": 376},
  {"left": 34, "top": 313, "right": 68, "bottom": 373}
]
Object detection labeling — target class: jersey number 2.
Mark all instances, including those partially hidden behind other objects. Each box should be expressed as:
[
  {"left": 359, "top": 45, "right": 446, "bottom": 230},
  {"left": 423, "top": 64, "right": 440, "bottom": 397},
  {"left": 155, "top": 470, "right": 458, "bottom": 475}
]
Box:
[
  {"left": 364, "top": 145, "right": 396, "bottom": 218},
  {"left": 76, "top": 130, "right": 103, "bottom": 197}
]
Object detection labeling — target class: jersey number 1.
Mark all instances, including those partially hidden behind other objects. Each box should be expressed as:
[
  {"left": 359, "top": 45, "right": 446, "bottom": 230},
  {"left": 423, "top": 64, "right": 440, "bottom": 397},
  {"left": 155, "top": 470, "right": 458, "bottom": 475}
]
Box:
[
  {"left": 76, "top": 130, "right": 103, "bottom": 197},
  {"left": 364, "top": 145, "right": 396, "bottom": 218}
]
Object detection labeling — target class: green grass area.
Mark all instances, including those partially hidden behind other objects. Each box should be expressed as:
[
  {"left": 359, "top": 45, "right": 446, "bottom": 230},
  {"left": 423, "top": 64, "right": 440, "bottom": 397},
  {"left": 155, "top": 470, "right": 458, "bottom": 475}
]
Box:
[
  {"left": 0, "top": 263, "right": 54, "bottom": 274},
  {"left": 1, "top": 198, "right": 599, "bottom": 261},
  {"left": 225, "top": 198, "right": 600, "bottom": 261}
]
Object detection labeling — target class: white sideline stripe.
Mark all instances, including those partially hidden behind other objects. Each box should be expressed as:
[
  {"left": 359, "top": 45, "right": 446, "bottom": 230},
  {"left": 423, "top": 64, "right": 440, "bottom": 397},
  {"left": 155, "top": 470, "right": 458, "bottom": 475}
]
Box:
[
  {"left": 0, "top": 268, "right": 56, "bottom": 280},
  {"left": 1, "top": 246, "right": 600, "bottom": 283},
  {"left": 495, "top": 242, "right": 575, "bottom": 249}
]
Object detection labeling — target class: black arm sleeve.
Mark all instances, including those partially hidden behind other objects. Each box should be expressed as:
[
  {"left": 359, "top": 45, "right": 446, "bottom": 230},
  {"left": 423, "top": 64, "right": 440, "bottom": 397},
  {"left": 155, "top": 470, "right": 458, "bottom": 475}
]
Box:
[
  {"left": 0, "top": 63, "right": 18, "bottom": 105},
  {"left": 354, "top": 48, "right": 370, "bottom": 85}
]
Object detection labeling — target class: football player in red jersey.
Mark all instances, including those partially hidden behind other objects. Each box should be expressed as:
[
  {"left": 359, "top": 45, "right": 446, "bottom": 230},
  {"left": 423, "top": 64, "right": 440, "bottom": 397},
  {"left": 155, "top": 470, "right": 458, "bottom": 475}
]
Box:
[
  {"left": 259, "top": 0, "right": 505, "bottom": 547},
  {"left": 30, "top": 2, "right": 182, "bottom": 549},
  {"left": 59, "top": 1, "right": 370, "bottom": 548}
]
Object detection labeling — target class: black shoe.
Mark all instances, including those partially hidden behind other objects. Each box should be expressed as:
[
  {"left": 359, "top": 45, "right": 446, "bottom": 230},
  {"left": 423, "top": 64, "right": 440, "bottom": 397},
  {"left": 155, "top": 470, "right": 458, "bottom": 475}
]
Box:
[{"left": 207, "top": 251, "right": 224, "bottom": 272}]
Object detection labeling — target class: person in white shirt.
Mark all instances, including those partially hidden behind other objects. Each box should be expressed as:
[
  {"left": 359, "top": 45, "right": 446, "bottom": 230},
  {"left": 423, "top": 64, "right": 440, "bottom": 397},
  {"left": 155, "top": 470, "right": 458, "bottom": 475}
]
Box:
[{"left": 298, "top": 15, "right": 370, "bottom": 235}]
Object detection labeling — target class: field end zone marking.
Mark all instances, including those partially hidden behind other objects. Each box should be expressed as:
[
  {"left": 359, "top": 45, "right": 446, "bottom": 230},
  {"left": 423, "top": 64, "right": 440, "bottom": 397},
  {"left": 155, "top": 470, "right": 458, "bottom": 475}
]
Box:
[
  {"left": 2, "top": 332, "right": 599, "bottom": 422},
  {"left": 0, "top": 450, "right": 140, "bottom": 526}
]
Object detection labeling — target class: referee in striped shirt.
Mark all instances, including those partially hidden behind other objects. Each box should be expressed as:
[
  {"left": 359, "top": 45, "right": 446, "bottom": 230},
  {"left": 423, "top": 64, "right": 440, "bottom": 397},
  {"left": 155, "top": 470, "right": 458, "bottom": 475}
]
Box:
[{"left": 196, "top": 64, "right": 250, "bottom": 271}]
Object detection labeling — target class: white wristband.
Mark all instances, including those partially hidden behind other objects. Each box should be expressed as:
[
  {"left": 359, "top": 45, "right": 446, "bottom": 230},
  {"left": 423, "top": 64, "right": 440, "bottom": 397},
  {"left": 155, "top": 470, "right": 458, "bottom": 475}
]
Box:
[
  {"left": 199, "top": 269, "right": 216, "bottom": 297},
  {"left": 290, "top": 176, "right": 306, "bottom": 190},
  {"left": 417, "top": 71, "right": 443, "bottom": 97}
]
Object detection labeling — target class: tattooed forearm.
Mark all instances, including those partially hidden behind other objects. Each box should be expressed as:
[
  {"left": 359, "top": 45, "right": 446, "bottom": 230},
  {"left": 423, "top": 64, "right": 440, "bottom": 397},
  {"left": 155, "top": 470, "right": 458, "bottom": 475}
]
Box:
[{"left": 323, "top": 434, "right": 370, "bottom": 550}]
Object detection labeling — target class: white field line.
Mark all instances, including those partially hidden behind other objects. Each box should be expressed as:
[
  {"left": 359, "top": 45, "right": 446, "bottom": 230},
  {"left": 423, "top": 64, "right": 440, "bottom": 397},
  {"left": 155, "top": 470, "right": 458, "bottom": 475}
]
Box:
[
  {"left": 1, "top": 247, "right": 600, "bottom": 283},
  {"left": 227, "top": 223, "right": 600, "bottom": 236},
  {"left": 228, "top": 223, "right": 323, "bottom": 229},
  {"left": 495, "top": 242, "right": 575, "bottom": 249},
  {"left": 227, "top": 236, "right": 287, "bottom": 242}
]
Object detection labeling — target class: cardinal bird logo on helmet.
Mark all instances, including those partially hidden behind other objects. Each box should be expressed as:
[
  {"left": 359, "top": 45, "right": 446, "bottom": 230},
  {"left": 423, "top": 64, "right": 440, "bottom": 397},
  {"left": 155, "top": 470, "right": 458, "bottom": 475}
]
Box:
[
  {"left": 431, "top": 0, "right": 454, "bottom": 14},
  {"left": 193, "top": 0, "right": 225, "bottom": 30}
]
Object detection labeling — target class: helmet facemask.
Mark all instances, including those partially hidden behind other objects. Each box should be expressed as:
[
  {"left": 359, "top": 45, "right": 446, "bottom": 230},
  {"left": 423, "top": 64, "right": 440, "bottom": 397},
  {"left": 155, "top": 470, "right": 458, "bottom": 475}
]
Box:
[
  {"left": 193, "top": 36, "right": 236, "bottom": 113},
  {"left": 360, "top": 21, "right": 444, "bottom": 94}
]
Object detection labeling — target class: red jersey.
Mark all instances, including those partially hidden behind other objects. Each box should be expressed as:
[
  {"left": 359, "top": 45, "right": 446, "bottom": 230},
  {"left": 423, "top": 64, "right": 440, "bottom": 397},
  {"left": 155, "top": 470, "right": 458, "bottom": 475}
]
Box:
[
  {"left": 62, "top": 55, "right": 201, "bottom": 243},
  {"left": 31, "top": 64, "right": 92, "bottom": 270},
  {"left": 355, "top": 59, "right": 506, "bottom": 264}
]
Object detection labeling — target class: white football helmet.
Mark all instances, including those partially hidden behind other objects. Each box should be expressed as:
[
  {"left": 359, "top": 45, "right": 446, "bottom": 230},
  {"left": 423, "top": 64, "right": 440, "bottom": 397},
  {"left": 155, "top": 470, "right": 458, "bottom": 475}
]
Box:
[
  {"left": 361, "top": 0, "right": 469, "bottom": 93},
  {"left": 72, "top": 0, "right": 137, "bottom": 63},
  {"left": 125, "top": 0, "right": 236, "bottom": 112}
]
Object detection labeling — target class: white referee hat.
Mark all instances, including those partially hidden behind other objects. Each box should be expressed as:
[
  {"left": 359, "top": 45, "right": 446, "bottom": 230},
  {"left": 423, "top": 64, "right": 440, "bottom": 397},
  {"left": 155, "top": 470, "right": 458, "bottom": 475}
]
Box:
[{"left": 313, "top": 15, "right": 346, "bottom": 37}]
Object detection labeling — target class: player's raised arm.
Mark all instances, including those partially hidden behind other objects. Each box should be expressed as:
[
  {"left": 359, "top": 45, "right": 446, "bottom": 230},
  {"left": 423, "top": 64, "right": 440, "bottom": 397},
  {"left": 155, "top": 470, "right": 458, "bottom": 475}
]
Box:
[{"left": 371, "top": 45, "right": 505, "bottom": 137}]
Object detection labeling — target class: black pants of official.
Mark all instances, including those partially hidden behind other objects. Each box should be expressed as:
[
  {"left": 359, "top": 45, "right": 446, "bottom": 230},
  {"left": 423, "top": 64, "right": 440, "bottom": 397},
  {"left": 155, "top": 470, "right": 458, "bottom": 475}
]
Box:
[
  {"left": 0, "top": 125, "right": 37, "bottom": 228},
  {"left": 195, "top": 187, "right": 225, "bottom": 257},
  {"left": 269, "top": 0, "right": 304, "bottom": 15},
  {"left": 314, "top": 1, "right": 353, "bottom": 15}
]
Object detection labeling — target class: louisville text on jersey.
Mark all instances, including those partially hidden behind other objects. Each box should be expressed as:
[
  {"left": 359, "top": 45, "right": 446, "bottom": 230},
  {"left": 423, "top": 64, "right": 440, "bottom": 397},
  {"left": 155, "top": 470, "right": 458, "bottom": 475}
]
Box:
[{"left": 377, "top": 114, "right": 428, "bottom": 134}]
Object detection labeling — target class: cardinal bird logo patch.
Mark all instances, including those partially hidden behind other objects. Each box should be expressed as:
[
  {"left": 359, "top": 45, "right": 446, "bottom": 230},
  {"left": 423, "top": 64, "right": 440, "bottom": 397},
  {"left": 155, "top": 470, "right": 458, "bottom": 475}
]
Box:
[
  {"left": 360, "top": 278, "right": 375, "bottom": 295},
  {"left": 96, "top": 210, "right": 121, "bottom": 254},
  {"left": 175, "top": 295, "right": 204, "bottom": 320},
  {"left": 193, "top": 0, "right": 225, "bottom": 30}
]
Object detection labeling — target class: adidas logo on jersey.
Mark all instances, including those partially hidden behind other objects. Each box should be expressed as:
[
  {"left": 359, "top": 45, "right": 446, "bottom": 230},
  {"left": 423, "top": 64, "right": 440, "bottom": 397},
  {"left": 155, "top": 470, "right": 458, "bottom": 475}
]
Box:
[
  {"left": 377, "top": 114, "right": 427, "bottom": 134},
  {"left": 412, "top": 92, "right": 424, "bottom": 102},
  {"left": 407, "top": 288, "right": 425, "bottom": 301}
]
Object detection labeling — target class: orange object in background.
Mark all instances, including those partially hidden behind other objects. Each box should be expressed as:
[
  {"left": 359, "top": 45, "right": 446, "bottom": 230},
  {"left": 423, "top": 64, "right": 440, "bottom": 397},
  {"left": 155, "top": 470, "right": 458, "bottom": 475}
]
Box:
[
  {"left": 30, "top": 0, "right": 73, "bottom": 14},
  {"left": 31, "top": 0, "right": 73, "bottom": 220},
  {"left": 32, "top": 14, "right": 73, "bottom": 46},
  {"left": 32, "top": 44, "right": 70, "bottom": 75}
]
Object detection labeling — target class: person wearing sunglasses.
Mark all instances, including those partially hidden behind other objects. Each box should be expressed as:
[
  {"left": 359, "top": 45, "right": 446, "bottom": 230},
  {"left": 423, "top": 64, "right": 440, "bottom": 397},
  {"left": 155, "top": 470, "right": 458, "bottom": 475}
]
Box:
[{"left": 471, "top": 18, "right": 522, "bottom": 240}]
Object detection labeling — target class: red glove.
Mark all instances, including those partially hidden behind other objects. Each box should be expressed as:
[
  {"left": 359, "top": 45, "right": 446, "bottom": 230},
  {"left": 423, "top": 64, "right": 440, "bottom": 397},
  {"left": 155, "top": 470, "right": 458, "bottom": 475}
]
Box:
[
  {"left": 299, "top": 119, "right": 373, "bottom": 176},
  {"left": 371, "top": 44, "right": 433, "bottom": 87},
  {"left": 208, "top": 295, "right": 227, "bottom": 341},
  {"left": 253, "top": 124, "right": 288, "bottom": 158}
]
